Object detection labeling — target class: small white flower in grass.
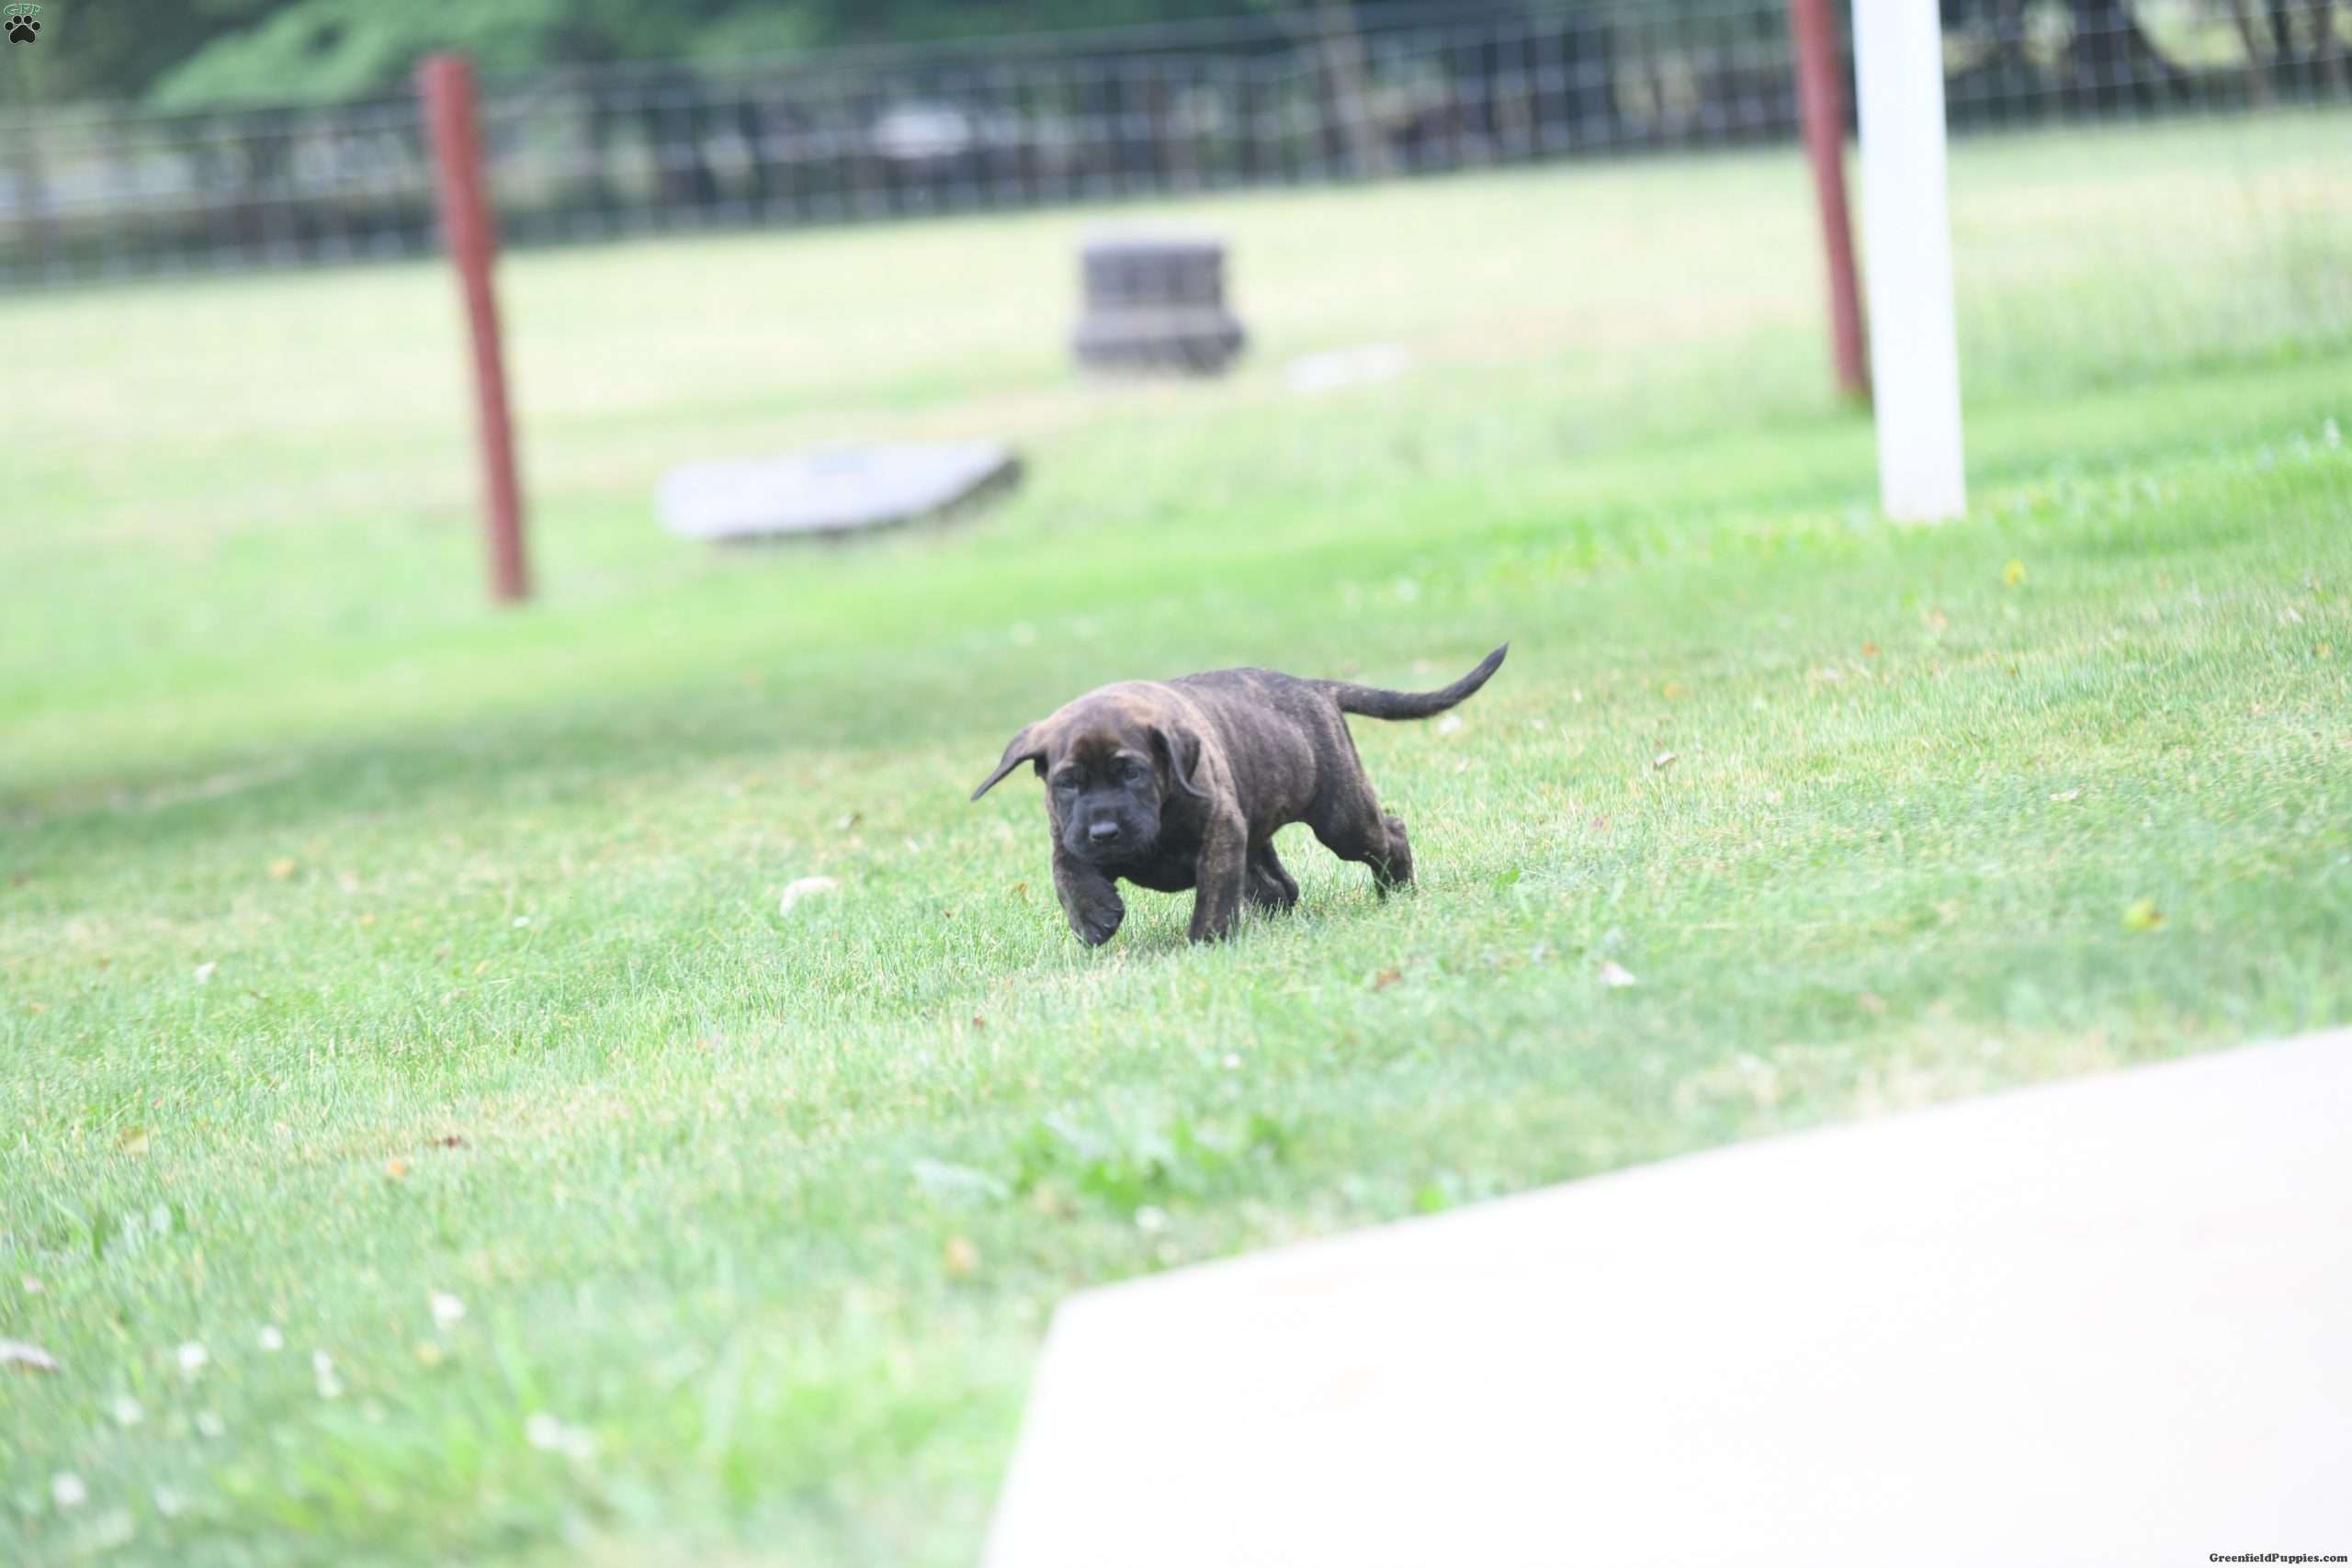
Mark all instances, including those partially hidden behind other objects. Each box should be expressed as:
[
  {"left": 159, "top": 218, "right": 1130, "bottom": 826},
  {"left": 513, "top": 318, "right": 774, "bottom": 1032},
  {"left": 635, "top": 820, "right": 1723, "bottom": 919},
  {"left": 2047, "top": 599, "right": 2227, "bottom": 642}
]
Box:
[
  {"left": 428, "top": 1292, "right": 466, "bottom": 1332},
  {"left": 912, "top": 1159, "right": 1009, "bottom": 1206},
  {"left": 1135, "top": 1205, "right": 1169, "bottom": 1235},
  {"left": 311, "top": 1350, "right": 342, "bottom": 1400},
  {"left": 257, "top": 1325, "right": 284, "bottom": 1352},
  {"left": 111, "top": 1393, "right": 144, "bottom": 1427},
  {"left": 86, "top": 1507, "right": 136, "bottom": 1551},
  {"left": 194, "top": 1411, "right": 226, "bottom": 1438},
  {"left": 1222, "top": 1054, "right": 1241, "bottom": 1070},
  {"left": 51, "top": 1472, "right": 87, "bottom": 1509},
  {"left": 1435, "top": 714, "right": 1464, "bottom": 736},
  {"left": 193, "top": 963, "right": 217, "bottom": 984},
  {"left": 1, "top": 1337, "right": 59, "bottom": 1371},
  {"left": 779, "top": 876, "right": 840, "bottom": 916},
  {"left": 153, "top": 1485, "right": 188, "bottom": 1519},
  {"left": 176, "top": 1341, "right": 209, "bottom": 1379},
  {"left": 1598, "top": 960, "right": 1639, "bottom": 989},
  {"left": 525, "top": 1411, "right": 595, "bottom": 1458},
  {"left": 512, "top": 916, "right": 530, "bottom": 929}
]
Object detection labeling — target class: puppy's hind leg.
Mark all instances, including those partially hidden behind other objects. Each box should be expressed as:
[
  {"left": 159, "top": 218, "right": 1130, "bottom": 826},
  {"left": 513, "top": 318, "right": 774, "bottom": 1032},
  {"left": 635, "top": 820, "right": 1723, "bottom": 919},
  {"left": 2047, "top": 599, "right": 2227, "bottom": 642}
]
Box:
[
  {"left": 1309, "top": 786, "right": 1414, "bottom": 897},
  {"left": 1052, "top": 847, "right": 1126, "bottom": 946},
  {"left": 1246, "top": 840, "right": 1301, "bottom": 913},
  {"left": 1376, "top": 812, "right": 1414, "bottom": 890}
]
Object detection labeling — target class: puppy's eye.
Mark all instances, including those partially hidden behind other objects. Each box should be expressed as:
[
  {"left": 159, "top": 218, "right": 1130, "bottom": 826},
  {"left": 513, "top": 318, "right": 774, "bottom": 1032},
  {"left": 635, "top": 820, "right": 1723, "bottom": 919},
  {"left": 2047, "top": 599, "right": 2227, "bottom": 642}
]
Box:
[{"left": 1053, "top": 775, "right": 1080, "bottom": 793}]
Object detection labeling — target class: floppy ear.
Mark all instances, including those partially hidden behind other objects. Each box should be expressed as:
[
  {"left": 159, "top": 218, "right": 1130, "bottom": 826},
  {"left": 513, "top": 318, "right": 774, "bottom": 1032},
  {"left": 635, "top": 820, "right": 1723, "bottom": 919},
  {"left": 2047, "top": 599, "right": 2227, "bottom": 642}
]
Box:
[
  {"left": 970, "top": 723, "right": 1049, "bottom": 801},
  {"left": 1152, "top": 722, "right": 1212, "bottom": 799}
]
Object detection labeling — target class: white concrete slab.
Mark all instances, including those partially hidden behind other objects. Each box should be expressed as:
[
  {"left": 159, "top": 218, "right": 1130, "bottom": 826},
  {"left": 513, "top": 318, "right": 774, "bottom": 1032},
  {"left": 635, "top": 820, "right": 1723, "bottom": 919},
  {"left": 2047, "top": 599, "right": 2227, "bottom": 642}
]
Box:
[
  {"left": 655, "top": 440, "right": 1017, "bottom": 542},
  {"left": 984, "top": 1032, "right": 2352, "bottom": 1568}
]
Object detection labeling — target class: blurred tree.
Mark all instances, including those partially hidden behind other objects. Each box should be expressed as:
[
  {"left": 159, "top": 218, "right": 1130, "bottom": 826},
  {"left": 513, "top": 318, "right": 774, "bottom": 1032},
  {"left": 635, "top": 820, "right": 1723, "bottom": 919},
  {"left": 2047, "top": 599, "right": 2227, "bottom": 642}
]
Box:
[
  {"left": 2318, "top": 0, "right": 2346, "bottom": 95},
  {"left": 148, "top": 0, "right": 700, "bottom": 107},
  {"left": 132, "top": 0, "right": 1298, "bottom": 109},
  {"left": 29, "top": 0, "right": 1925, "bottom": 113},
  {"left": 2, "top": 0, "right": 279, "bottom": 106},
  {"left": 1940, "top": 0, "right": 2187, "bottom": 106},
  {"left": 2226, "top": 0, "right": 2277, "bottom": 102}
]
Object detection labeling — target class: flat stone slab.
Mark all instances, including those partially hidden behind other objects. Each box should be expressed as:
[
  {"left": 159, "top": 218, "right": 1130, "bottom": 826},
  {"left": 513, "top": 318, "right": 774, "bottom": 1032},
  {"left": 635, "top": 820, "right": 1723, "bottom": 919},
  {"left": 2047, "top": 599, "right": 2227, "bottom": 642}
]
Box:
[
  {"left": 984, "top": 1031, "right": 2352, "bottom": 1568},
  {"left": 656, "top": 440, "right": 1018, "bottom": 543}
]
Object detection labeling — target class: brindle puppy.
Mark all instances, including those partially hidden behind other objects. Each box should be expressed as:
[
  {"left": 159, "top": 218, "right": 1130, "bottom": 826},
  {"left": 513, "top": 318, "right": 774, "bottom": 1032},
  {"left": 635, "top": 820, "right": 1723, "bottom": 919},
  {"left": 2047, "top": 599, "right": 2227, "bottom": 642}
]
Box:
[{"left": 971, "top": 646, "right": 1508, "bottom": 945}]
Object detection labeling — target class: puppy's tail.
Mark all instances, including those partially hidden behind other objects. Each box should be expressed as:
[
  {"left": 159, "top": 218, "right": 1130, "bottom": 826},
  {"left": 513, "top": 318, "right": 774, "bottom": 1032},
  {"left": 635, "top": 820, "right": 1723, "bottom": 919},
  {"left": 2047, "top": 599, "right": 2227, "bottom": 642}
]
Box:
[{"left": 1321, "top": 644, "right": 1509, "bottom": 721}]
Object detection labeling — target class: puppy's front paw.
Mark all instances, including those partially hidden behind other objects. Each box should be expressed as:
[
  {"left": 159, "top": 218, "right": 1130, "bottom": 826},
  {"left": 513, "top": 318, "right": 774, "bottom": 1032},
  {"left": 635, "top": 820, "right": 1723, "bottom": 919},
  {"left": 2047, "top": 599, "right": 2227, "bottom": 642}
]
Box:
[{"left": 1069, "top": 896, "right": 1125, "bottom": 946}]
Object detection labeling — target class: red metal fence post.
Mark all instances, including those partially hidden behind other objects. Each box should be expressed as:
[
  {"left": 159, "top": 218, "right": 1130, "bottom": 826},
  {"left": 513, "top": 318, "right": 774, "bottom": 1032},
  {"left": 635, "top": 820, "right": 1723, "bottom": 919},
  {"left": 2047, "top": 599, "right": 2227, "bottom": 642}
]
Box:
[
  {"left": 418, "top": 53, "right": 530, "bottom": 604},
  {"left": 1789, "top": 0, "right": 1870, "bottom": 402}
]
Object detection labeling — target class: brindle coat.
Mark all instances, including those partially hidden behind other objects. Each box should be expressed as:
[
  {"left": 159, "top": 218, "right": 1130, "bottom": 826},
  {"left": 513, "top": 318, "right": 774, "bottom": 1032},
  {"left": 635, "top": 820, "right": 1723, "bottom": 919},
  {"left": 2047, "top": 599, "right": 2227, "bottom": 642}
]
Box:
[{"left": 971, "top": 646, "right": 1508, "bottom": 944}]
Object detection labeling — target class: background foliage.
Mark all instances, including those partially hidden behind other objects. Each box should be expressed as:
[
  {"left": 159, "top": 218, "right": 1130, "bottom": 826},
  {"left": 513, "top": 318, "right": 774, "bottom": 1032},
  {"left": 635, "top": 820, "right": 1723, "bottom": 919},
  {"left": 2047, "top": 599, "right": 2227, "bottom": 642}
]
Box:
[{"left": 20, "top": 1, "right": 2312, "bottom": 110}]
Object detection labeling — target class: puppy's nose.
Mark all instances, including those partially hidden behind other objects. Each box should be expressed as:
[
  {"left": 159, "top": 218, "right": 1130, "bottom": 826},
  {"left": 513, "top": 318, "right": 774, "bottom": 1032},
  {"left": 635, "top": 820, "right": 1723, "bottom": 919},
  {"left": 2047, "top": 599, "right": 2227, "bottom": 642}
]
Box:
[{"left": 1087, "top": 820, "right": 1121, "bottom": 844}]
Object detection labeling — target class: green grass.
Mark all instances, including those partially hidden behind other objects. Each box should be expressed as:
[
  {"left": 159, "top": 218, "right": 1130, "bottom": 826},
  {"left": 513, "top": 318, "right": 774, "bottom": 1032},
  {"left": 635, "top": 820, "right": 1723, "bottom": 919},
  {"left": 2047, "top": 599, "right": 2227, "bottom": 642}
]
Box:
[{"left": 5, "top": 113, "right": 2351, "bottom": 1566}]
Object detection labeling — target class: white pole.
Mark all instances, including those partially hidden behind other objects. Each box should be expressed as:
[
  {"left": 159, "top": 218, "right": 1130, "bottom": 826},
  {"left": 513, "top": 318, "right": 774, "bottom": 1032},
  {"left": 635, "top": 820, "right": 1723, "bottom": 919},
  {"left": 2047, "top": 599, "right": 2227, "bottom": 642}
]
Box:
[{"left": 1853, "top": 0, "right": 1967, "bottom": 521}]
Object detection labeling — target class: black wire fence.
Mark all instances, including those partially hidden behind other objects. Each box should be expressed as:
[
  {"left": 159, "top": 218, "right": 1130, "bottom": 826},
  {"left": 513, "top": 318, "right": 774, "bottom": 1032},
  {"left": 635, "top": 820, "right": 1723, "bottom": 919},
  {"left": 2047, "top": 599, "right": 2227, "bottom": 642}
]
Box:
[{"left": 2, "top": 0, "right": 2346, "bottom": 289}]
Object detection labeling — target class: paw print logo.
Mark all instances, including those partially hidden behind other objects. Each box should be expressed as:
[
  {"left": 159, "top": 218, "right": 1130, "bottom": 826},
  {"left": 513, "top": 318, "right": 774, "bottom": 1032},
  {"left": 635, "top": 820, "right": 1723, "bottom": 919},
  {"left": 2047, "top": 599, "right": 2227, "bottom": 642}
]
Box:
[{"left": 3, "top": 9, "right": 37, "bottom": 45}]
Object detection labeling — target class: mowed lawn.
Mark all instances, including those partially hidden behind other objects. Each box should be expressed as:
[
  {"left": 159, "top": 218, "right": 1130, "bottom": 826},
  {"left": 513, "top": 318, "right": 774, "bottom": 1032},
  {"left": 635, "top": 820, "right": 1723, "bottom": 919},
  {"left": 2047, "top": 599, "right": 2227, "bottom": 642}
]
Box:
[{"left": 5, "top": 113, "right": 2350, "bottom": 1565}]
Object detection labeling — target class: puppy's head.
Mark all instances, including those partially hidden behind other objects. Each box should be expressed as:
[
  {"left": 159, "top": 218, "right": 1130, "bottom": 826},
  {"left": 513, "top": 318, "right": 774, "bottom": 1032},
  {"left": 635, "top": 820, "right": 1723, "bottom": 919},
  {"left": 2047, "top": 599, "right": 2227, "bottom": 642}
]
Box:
[{"left": 970, "top": 691, "right": 1208, "bottom": 864}]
